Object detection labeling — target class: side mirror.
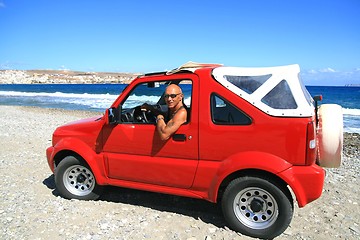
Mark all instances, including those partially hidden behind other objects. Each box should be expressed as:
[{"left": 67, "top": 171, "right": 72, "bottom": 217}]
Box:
[{"left": 107, "top": 106, "right": 121, "bottom": 124}]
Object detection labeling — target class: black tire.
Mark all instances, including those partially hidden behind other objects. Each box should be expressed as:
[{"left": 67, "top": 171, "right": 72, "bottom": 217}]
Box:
[
  {"left": 221, "top": 176, "right": 293, "bottom": 239},
  {"left": 55, "top": 156, "right": 103, "bottom": 200}
]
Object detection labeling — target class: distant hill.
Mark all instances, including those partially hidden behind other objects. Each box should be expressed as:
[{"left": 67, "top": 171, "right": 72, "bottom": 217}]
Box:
[{"left": 0, "top": 69, "right": 139, "bottom": 84}]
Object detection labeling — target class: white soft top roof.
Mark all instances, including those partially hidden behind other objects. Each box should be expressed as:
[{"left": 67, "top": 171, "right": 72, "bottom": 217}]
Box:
[{"left": 212, "top": 64, "right": 314, "bottom": 117}]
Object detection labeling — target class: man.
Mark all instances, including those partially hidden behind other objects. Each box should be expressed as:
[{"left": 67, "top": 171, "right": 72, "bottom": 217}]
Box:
[{"left": 142, "top": 84, "right": 187, "bottom": 141}]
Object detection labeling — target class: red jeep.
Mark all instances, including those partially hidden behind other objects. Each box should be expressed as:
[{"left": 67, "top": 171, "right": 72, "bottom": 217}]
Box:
[{"left": 46, "top": 62, "right": 343, "bottom": 239}]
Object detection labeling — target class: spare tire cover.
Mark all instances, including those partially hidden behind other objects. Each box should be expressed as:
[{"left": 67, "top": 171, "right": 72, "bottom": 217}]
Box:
[{"left": 317, "top": 104, "right": 343, "bottom": 168}]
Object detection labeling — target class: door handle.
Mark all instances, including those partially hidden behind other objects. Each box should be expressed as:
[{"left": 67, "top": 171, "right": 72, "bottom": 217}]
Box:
[{"left": 172, "top": 134, "right": 186, "bottom": 141}]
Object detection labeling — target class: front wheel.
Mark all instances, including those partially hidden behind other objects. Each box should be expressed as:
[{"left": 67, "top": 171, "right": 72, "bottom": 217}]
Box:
[
  {"left": 221, "top": 176, "right": 293, "bottom": 239},
  {"left": 55, "top": 156, "right": 103, "bottom": 200}
]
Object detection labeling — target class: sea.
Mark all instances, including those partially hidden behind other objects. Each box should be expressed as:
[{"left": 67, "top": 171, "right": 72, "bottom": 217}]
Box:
[{"left": 0, "top": 84, "right": 359, "bottom": 133}]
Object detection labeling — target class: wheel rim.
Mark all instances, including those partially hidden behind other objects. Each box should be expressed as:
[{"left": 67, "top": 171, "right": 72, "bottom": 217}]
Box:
[
  {"left": 63, "top": 165, "right": 95, "bottom": 196},
  {"left": 233, "top": 187, "right": 279, "bottom": 229}
]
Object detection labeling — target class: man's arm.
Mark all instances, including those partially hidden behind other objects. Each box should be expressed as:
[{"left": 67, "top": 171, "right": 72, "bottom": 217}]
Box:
[{"left": 156, "top": 109, "right": 187, "bottom": 141}]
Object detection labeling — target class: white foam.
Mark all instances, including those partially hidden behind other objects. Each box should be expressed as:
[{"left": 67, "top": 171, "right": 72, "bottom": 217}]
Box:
[
  {"left": 127, "top": 94, "right": 159, "bottom": 104},
  {"left": 184, "top": 97, "right": 191, "bottom": 106},
  {"left": 342, "top": 108, "right": 360, "bottom": 116},
  {"left": 2, "top": 90, "right": 358, "bottom": 133},
  {"left": 0, "top": 91, "right": 118, "bottom": 99},
  {"left": 344, "top": 126, "right": 360, "bottom": 134}
]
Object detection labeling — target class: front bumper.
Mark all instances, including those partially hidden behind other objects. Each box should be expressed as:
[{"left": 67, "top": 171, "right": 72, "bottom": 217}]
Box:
[
  {"left": 279, "top": 164, "right": 325, "bottom": 207},
  {"left": 46, "top": 146, "right": 55, "bottom": 173}
]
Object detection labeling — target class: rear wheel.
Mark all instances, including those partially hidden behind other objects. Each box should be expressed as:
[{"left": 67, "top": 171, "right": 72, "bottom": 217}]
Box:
[
  {"left": 55, "top": 156, "right": 103, "bottom": 200},
  {"left": 221, "top": 176, "right": 293, "bottom": 239}
]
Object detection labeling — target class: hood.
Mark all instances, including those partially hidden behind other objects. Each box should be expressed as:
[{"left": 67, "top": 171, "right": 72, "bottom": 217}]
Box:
[
  {"left": 53, "top": 115, "right": 104, "bottom": 147},
  {"left": 61, "top": 116, "right": 103, "bottom": 128}
]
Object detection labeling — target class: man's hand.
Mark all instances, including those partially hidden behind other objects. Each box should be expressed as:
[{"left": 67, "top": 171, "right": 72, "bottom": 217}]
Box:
[{"left": 141, "top": 103, "right": 163, "bottom": 117}]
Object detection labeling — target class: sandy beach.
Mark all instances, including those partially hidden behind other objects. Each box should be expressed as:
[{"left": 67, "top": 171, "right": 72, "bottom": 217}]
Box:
[{"left": 0, "top": 105, "right": 359, "bottom": 240}]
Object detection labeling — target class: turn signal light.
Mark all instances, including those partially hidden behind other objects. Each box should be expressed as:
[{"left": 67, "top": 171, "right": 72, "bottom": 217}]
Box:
[{"left": 305, "top": 121, "right": 316, "bottom": 165}]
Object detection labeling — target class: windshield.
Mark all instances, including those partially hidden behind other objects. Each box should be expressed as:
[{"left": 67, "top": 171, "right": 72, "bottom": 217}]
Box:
[{"left": 122, "top": 80, "right": 192, "bottom": 109}]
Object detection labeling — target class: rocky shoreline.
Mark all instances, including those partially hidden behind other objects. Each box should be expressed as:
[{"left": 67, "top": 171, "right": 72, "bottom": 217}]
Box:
[
  {"left": 0, "top": 105, "right": 359, "bottom": 240},
  {"left": 0, "top": 69, "right": 138, "bottom": 84}
]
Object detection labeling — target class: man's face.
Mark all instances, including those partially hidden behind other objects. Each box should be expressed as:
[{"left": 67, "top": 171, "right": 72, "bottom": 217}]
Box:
[{"left": 164, "top": 85, "right": 182, "bottom": 109}]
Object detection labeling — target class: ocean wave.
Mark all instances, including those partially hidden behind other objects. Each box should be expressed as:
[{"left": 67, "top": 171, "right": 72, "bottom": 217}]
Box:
[
  {"left": 0, "top": 90, "right": 192, "bottom": 110},
  {"left": 344, "top": 126, "right": 360, "bottom": 134},
  {"left": 127, "top": 94, "right": 161, "bottom": 104},
  {"left": 342, "top": 108, "right": 360, "bottom": 116},
  {"left": 4, "top": 89, "right": 355, "bottom": 114},
  {"left": 0, "top": 90, "right": 118, "bottom": 99}
]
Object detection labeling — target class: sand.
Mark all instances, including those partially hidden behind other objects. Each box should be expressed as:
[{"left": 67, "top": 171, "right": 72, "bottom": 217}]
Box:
[{"left": 0, "top": 105, "right": 359, "bottom": 239}]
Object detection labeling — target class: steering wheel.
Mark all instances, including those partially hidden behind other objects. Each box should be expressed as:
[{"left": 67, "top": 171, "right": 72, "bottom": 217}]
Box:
[
  {"left": 142, "top": 109, "right": 157, "bottom": 123},
  {"left": 134, "top": 107, "right": 156, "bottom": 123}
]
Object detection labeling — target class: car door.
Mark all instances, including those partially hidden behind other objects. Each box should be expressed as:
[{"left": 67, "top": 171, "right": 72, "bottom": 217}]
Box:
[{"left": 102, "top": 75, "right": 199, "bottom": 189}]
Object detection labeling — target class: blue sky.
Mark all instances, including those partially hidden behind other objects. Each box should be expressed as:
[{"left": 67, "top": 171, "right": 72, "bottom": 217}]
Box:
[{"left": 0, "top": 0, "right": 359, "bottom": 85}]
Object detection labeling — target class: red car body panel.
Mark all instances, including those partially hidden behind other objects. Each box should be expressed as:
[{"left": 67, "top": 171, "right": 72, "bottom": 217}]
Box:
[
  {"left": 47, "top": 66, "right": 326, "bottom": 207},
  {"left": 278, "top": 164, "right": 325, "bottom": 207}
]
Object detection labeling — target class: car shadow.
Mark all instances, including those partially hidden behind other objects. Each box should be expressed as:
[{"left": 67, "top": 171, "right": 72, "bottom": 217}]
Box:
[{"left": 42, "top": 174, "right": 227, "bottom": 228}]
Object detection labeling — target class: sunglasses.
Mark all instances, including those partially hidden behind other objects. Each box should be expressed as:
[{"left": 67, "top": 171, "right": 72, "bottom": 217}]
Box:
[{"left": 164, "top": 93, "right": 181, "bottom": 99}]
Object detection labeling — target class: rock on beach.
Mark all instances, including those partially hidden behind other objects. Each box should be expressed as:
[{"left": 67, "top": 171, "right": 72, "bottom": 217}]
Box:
[{"left": 0, "top": 105, "right": 359, "bottom": 240}]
